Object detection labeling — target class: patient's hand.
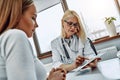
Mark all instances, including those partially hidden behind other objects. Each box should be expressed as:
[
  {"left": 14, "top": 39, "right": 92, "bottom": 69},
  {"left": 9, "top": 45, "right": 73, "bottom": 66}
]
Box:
[{"left": 47, "top": 68, "right": 66, "bottom": 80}]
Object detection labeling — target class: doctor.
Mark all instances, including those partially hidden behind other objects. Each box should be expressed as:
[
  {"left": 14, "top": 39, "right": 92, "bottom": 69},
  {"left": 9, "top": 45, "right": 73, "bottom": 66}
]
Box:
[{"left": 51, "top": 10, "right": 100, "bottom": 72}]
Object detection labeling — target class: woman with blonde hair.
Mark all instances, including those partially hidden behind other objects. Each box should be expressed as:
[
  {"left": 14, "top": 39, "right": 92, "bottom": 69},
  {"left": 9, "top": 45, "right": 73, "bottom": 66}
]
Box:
[
  {"left": 0, "top": 0, "right": 66, "bottom": 80},
  {"left": 51, "top": 10, "right": 100, "bottom": 72},
  {"left": 61, "top": 10, "right": 86, "bottom": 43}
]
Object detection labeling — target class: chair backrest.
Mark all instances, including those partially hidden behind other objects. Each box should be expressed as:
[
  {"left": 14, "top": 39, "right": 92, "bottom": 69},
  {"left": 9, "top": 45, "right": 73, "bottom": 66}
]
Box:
[{"left": 87, "top": 37, "right": 98, "bottom": 55}]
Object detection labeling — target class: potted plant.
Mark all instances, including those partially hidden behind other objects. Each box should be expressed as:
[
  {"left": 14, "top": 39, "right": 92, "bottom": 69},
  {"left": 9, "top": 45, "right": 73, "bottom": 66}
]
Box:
[
  {"left": 104, "top": 17, "right": 117, "bottom": 37},
  {"left": 105, "top": 17, "right": 116, "bottom": 24}
]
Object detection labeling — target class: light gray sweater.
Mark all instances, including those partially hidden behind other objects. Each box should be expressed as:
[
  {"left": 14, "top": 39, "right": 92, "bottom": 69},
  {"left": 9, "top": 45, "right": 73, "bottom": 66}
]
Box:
[{"left": 0, "top": 29, "right": 47, "bottom": 80}]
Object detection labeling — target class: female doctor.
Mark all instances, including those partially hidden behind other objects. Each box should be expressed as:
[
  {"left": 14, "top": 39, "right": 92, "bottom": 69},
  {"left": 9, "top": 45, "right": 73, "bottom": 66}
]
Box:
[{"left": 51, "top": 10, "right": 100, "bottom": 72}]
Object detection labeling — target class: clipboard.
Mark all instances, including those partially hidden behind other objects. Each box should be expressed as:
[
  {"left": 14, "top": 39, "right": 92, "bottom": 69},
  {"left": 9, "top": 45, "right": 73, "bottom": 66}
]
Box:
[
  {"left": 74, "top": 57, "right": 96, "bottom": 72},
  {"left": 73, "top": 53, "right": 104, "bottom": 72}
]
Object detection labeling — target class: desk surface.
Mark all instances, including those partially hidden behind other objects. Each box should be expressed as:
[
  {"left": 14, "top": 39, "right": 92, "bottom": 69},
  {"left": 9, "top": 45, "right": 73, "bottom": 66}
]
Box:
[
  {"left": 67, "top": 69, "right": 113, "bottom": 80},
  {"left": 67, "top": 58, "right": 120, "bottom": 80},
  {"left": 98, "top": 58, "right": 120, "bottom": 80}
]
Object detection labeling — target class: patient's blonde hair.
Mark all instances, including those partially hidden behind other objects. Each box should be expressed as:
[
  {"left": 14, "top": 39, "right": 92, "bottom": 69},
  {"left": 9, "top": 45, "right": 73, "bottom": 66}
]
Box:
[{"left": 0, "top": 0, "right": 33, "bottom": 34}]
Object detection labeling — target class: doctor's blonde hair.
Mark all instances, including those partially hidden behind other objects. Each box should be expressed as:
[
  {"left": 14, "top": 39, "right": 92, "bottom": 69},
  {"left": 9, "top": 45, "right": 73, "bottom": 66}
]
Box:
[{"left": 61, "top": 10, "right": 86, "bottom": 43}]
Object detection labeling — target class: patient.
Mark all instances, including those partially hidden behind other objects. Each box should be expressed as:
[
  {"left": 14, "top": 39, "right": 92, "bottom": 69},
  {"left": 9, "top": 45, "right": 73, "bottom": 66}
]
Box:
[
  {"left": 0, "top": 0, "right": 66, "bottom": 80},
  {"left": 51, "top": 10, "right": 100, "bottom": 72}
]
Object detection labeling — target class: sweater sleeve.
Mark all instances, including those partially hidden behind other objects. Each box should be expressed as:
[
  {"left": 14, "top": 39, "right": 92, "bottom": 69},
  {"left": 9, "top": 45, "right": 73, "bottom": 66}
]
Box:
[
  {"left": 51, "top": 39, "right": 63, "bottom": 68},
  {"left": 1, "top": 30, "right": 37, "bottom": 80}
]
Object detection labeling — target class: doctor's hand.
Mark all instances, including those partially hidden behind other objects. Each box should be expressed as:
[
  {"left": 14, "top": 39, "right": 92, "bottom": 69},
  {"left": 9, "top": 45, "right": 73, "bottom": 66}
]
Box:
[
  {"left": 47, "top": 68, "right": 66, "bottom": 80},
  {"left": 83, "top": 57, "right": 101, "bottom": 70},
  {"left": 73, "top": 55, "right": 88, "bottom": 68}
]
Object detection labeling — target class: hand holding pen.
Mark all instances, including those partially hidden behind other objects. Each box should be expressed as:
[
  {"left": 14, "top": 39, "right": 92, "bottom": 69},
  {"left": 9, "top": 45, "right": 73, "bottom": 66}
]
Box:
[{"left": 74, "top": 55, "right": 89, "bottom": 68}]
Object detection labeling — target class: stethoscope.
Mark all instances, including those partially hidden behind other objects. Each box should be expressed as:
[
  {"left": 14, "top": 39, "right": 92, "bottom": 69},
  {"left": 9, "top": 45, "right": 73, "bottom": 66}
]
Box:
[
  {"left": 61, "top": 37, "right": 98, "bottom": 64},
  {"left": 61, "top": 38, "right": 85, "bottom": 64}
]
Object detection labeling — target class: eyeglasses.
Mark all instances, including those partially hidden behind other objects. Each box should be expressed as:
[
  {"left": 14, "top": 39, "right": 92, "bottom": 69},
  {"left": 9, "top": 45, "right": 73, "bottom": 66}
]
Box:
[{"left": 64, "top": 20, "right": 79, "bottom": 28}]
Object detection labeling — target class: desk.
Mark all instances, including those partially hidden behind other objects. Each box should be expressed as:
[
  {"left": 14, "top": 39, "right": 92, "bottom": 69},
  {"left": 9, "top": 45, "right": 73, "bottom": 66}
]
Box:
[
  {"left": 67, "top": 58, "right": 120, "bottom": 80},
  {"left": 66, "top": 69, "right": 113, "bottom": 80},
  {"left": 98, "top": 58, "right": 120, "bottom": 80}
]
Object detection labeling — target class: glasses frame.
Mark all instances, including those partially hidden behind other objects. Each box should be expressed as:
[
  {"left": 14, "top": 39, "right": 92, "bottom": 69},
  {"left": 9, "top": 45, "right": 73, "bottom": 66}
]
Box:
[{"left": 64, "top": 20, "right": 79, "bottom": 28}]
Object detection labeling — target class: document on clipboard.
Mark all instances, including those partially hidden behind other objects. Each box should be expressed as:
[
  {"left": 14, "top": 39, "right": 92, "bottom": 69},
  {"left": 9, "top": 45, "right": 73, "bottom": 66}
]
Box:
[
  {"left": 74, "top": 57, "right": 96, "bottom": 72},
  {"left": 73, "top": 53, "right": 104, "bottom": 72}
]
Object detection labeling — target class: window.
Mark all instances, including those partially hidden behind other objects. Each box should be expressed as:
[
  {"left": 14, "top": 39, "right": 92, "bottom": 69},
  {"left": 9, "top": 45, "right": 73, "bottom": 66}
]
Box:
[
  {"left": 35, "top": 4, "right": 64, "bottom": 53},
  {"left": 30, "top": 0, "right": 120, "bottom": 57},
  {"left": 66, "top": 0, "right": 120, "bottom": 40}
]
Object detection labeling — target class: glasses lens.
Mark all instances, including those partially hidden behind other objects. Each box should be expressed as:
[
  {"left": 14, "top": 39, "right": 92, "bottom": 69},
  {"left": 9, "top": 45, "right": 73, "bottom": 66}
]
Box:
[
  {"left": 64, "top": 20, "right": 79, "bottom": 27},
  {"left": 73, "top": 23, "right": 79, "bottom": 27},
  {"left": 68, "top": 22, "right": 73, "bottom": 26}
]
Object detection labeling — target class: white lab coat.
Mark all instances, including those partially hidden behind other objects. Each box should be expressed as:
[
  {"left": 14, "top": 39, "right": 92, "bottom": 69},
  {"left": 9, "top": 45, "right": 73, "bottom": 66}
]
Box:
[{"left": 51, "top": 35, "right": 95, "bottom": 68}]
